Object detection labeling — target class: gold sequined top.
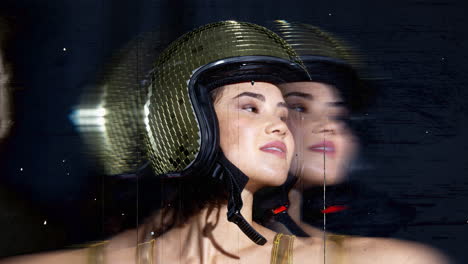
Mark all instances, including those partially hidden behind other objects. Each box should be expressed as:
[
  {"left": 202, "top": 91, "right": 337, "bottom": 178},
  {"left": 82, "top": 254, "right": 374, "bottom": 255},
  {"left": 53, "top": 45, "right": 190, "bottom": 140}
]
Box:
[
  {"left": 271, "top": 233, "right": 295, "bottom": 264},
  {"left": 87, "top": 239, "right": 154, "bottom": 264}
]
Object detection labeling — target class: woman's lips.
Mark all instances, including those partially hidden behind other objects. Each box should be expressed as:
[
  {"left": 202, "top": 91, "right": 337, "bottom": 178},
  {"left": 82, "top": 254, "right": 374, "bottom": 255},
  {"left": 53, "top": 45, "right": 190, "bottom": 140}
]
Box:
[
  {"left": 260, "top": 141, "right": 287, "bottom": 159},
  {"left": 308, "top": 140, "right": 336, "bottom": 156}
]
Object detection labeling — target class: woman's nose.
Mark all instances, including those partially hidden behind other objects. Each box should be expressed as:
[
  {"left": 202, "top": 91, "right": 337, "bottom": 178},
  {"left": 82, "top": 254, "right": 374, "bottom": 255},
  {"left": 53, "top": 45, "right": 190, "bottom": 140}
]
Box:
[
  {"left": 265, "top": 116, "right": 288, "bottom": 136},
  {"left": 314, "top": 118, "right": 341, "bottom": 135}
]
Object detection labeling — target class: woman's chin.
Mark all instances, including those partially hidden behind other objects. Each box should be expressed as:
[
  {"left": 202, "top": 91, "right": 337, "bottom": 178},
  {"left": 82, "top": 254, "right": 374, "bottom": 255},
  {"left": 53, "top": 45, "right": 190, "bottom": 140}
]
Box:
[
  {"left": 295, "top": 169, "right": 347, "bottom": 187},
  {"left": 269, "top": 166, "right": 289, "bottom": 181},
  {"left": 248, "top": 170, "right": 288, "bottom": 188}
]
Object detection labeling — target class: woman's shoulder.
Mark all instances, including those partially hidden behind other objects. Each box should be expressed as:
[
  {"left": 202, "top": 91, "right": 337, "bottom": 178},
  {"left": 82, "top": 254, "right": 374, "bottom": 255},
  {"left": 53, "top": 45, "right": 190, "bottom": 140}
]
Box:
[
  {"left": 343, "top": 236, "right": 450, "bottom": 264},
  {"left": 0, "top": 248, "right": 89, "bottom": 264},
  {"left": 0, "top": 230, "right": 142, "bottom": 264},
  {"left": 294, "top": 234, "right": 450, "bottom": 264}
]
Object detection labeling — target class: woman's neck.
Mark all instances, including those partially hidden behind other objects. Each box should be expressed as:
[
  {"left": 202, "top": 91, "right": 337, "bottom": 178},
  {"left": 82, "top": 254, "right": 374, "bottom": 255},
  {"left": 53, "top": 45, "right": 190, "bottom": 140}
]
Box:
[
  {"left": 288, "top": 188, "right": 302, "bottom": 223},
  {"left": 200, "top": 188, "right": 255, "bottom": 248},
  {"left": 157, "top": 188, "right": 270, "bottom": 262},
  {"left": 288, "top": 188, "right": 325, "bottom": 238}
]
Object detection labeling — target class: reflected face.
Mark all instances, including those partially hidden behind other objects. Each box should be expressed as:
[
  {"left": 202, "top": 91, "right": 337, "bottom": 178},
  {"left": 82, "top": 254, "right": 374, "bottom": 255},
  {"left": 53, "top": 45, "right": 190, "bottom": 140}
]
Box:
[
  {"left": 281, "top": 82, "right": 358, "bottom": 187},
  {"left": 213, "top": 82, "right": 294, "bottom": 190}
]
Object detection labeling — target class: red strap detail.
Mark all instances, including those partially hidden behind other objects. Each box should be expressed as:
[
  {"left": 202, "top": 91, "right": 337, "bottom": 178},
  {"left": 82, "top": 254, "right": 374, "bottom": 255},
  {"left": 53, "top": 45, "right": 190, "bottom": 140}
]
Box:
[
  {"left": 321, "top": 205, "right": 348, "bottom": 214},
  {"left": 272, "top": 205, "right": 288, "bottom": 215}
]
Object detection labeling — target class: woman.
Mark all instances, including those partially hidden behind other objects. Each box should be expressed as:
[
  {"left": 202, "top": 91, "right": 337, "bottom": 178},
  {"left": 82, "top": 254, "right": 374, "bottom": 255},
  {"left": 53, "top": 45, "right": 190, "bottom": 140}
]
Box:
[
  {"left": 1, "top": 21, "right": 447, "bottom": 264},
  {"left": 0, "top": 20, "right": 305, "bottom": 263}
]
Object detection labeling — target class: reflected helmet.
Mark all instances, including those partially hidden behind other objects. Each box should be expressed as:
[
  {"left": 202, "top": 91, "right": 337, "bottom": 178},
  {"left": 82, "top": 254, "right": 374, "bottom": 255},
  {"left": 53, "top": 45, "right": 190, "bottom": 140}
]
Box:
[
  {"left": 72, "top": 32, "right": 163, "bottom": 175},
  {"left": 270, "top": 20, "right": 374, "bottom": 112}
]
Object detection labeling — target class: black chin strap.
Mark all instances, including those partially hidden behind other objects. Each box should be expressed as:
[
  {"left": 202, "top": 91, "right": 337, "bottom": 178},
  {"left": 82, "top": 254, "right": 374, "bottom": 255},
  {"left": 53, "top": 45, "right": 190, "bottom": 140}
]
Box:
[
  {"left": 274, "top": 210, "right": 310, "bottom": 237},
  {"left": 254, "top": 173, "right": 310, "bottom": 237},
  {"left": 276, "top": 175, "right": 309, "bottom": 237},
  {"left": 213, "top": 153, "right": 267, "bottom": 245}
]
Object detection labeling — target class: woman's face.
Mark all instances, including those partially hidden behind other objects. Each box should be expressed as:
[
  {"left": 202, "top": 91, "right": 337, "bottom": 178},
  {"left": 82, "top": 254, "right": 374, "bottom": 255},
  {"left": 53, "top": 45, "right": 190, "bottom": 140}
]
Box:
[
  {"left": 281, "top": 82, "right": 358, "bottom": 187},
  {"left": 214, "top": 81, "right": 294, "bottom": 190}
]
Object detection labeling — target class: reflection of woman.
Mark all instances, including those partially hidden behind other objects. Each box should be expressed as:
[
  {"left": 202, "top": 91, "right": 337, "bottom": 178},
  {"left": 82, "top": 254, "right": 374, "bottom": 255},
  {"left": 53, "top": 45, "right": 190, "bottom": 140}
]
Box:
[
  {"left": 254, "top": 22, "right": 411, "bottom": 236},
  {"left": 282, "top": 81, "right": 450, "bottom": 264},
  {"left": 1, "top": 21, "right": 448, "bottom": 264},
  {"left": 285, "top": 81, "right": 357, "bottom": 187},
  {"left": 272, "top": 22, "right": 412, "bottom": 236},
  {"left": 270, "top": 21, "right": 369, "bottom": 187},
  {"left": 260, "top": 22, "right": 450, "bottom": 263}
]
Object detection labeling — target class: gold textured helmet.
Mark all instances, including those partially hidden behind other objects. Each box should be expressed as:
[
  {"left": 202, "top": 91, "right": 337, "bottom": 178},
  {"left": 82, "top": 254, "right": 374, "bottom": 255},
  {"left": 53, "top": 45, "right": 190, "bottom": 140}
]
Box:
[
  {"left": 270, "top": 20, "right": 374, "bottom": 112},
  {"left": 144, "top": 21, "right": 309, "bottom": 244},
  {"left": 145, "top": 21, "right": 307, "bottom": 177}
]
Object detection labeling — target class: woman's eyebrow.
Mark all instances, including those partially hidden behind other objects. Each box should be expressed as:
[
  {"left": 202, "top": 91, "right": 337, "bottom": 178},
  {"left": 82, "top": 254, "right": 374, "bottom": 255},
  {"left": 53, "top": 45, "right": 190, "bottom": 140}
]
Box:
[
  {"left": 327, "top": 101, "right": 346, "bottom": 107},
  {"left": 277, "top": 102, "right": 288, "bottom": 108},
  {"left": 233, "top": 92, "right": 265, "bottom": 101},
  {"left": 283, "top": 92, "right": 313, "bottom": 100}
]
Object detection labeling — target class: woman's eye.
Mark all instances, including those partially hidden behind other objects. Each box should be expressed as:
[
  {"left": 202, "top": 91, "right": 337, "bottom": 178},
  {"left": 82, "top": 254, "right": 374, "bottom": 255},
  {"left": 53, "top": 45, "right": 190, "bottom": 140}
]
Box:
[
  {"left": 289, "top": 105, "right": 305, "bottom": 113},
  {"left": 242, "top": 105, "right": 258, "bottom": 113}
]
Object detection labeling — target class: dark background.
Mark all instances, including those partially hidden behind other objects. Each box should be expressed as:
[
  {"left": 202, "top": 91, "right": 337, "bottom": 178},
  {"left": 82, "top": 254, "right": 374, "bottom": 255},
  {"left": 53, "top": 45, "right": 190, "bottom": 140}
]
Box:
[{"left": 0, "top": 0, "right": 467, "bottom": 262}]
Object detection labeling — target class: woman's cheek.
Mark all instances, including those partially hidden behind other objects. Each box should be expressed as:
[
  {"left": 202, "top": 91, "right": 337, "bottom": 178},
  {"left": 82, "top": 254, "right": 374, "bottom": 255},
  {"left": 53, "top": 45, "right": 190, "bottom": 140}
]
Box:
[
  {"left": 222, "top": 116, "right": 252, "bottom": 157},
  {"left": 286, "top": 134, "right": 295, "bottom": 166},
  {"left": 343, "top": 134, "right": 359, "bottom": 163}
]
